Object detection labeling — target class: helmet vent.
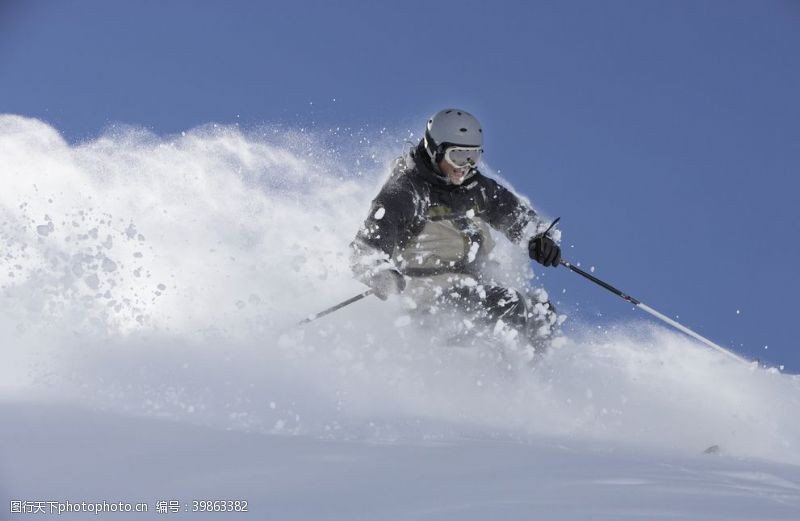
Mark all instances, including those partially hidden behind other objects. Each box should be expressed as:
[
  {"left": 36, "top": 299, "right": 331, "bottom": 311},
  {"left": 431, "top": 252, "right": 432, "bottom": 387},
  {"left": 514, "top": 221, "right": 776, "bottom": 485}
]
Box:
[{"left": 426, "top": 108, "right": 483, "bottom": 150}]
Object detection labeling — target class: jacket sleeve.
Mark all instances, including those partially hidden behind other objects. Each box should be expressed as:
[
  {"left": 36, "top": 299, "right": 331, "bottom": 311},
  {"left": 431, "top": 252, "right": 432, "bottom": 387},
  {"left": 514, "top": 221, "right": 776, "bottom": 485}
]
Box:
[
  {"left": 350, "top": 178, "right": 420, "bottom": 280},
  {"left": 481, "top": 176, "right": 540, "bottom": 243}
]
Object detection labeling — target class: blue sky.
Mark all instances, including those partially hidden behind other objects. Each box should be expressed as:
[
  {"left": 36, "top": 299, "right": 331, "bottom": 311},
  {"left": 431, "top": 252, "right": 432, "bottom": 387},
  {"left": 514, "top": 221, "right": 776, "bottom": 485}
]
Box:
[{"left": 1, "top": 0, "right": 798, "bottom": 369}]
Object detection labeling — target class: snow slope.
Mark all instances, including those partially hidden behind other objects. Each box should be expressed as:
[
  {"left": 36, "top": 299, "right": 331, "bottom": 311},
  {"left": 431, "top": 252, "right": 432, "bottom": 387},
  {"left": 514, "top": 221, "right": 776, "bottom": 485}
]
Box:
[
  {"left": 1, "top": 115, "right": 799, "bottom": 518},
  {"left": 3, "top": 400, "right": 800, "bottom": 520}
]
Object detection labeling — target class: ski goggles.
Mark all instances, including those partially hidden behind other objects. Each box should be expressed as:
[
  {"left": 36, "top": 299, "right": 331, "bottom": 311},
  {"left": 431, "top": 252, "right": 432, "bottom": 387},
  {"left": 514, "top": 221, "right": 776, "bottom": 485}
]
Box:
[{"left": 443, "top": 146, "right": 482, "bottom": 170}]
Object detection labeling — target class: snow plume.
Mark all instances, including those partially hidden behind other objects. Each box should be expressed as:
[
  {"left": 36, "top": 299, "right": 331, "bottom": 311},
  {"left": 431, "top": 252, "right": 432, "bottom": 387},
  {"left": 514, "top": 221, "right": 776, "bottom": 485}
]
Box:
[{"left": 1, "top": 114, "right": 798, "bottom": 464}]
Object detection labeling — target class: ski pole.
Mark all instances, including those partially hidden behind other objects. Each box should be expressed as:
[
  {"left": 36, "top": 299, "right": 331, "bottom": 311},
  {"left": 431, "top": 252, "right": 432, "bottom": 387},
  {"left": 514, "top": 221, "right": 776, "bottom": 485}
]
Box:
[
  {"left": 297, "top": 289, "right": 374, "bottom": 326},
  {"left": 559, "top": 259, "right": 749, "bottom": 364}
]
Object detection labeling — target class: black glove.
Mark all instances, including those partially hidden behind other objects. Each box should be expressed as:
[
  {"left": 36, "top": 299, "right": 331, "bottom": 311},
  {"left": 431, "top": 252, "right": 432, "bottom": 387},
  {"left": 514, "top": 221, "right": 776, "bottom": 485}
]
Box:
[
  {"left": 368, "top": 269, "right": 406, "bottom": 300},
  {"left": 528, "top": 234, "right": 561, "bottom": 267}
]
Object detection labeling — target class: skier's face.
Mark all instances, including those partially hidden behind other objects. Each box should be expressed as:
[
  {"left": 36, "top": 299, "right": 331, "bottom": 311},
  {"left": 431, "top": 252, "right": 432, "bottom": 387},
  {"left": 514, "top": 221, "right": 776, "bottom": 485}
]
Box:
[{"left": 438, "top": 158, "right": 470, "bottom": 185}]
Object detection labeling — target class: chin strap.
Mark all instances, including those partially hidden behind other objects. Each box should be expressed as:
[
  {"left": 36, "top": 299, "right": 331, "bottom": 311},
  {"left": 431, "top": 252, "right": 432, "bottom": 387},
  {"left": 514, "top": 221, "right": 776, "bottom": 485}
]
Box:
[{"left": 423, "top": 133, "right": 443, "bottom": 166}]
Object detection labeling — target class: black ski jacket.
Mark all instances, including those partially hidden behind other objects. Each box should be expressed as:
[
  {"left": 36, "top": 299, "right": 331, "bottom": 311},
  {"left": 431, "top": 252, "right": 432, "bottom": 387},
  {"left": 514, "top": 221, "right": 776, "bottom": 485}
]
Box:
[{"left": 352, "top": 140, "right": 539, "bottom": 278}]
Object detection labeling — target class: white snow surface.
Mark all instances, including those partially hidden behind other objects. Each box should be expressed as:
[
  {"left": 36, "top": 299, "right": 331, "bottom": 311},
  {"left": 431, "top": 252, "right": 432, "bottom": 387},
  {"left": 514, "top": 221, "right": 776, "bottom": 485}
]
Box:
[{"left": 1, "top": 115, "right": 799, "bottom": 519}]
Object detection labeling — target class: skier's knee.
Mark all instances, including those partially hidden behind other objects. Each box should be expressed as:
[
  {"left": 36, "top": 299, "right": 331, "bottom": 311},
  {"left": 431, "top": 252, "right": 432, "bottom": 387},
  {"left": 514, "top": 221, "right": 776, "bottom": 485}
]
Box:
[{"left": 485, "top": 287, "right": 527, "bottom": 327}]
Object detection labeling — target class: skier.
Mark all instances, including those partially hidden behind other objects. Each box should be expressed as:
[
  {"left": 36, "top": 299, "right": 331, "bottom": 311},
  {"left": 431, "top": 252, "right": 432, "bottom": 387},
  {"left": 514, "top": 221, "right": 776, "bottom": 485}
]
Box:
[{"left": 351, "top": 109, "right": 562, "bottom": 348}]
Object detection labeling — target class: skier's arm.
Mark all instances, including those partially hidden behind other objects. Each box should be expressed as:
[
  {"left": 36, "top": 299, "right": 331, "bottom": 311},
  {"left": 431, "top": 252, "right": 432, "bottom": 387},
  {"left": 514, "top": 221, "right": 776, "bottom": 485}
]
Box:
[
  {"left": 481, "top": 177, "right": 562, "bottom": 267},
  {"left": 482, "top": 177, "right": 540, "bottom": 243},
  {"left": 350, "top": 181, "right": 419, "bottom": 281}
]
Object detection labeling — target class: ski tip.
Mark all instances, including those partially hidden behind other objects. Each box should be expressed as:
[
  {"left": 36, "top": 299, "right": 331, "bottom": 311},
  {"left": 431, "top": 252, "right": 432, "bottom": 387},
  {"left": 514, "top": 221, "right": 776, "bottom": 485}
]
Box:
[{"left": 703, "top": 444, "right": 721, "bottom": 455}]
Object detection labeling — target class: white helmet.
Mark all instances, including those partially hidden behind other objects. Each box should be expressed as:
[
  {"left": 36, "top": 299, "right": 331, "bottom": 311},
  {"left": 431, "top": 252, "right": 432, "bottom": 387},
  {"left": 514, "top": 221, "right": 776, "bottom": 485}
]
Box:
[{"left": 424, "top": 109, "right": 483, "bottom": 165}]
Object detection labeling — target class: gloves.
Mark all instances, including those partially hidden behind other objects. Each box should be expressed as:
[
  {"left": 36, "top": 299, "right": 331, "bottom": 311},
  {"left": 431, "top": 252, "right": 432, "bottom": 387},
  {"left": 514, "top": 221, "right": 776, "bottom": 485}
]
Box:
[
  {"left": 528, "top": 233, "right": 561, "bottom": 267},
  {"left": 368, "top": 269, "right": 406, "bottom": 300}
]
